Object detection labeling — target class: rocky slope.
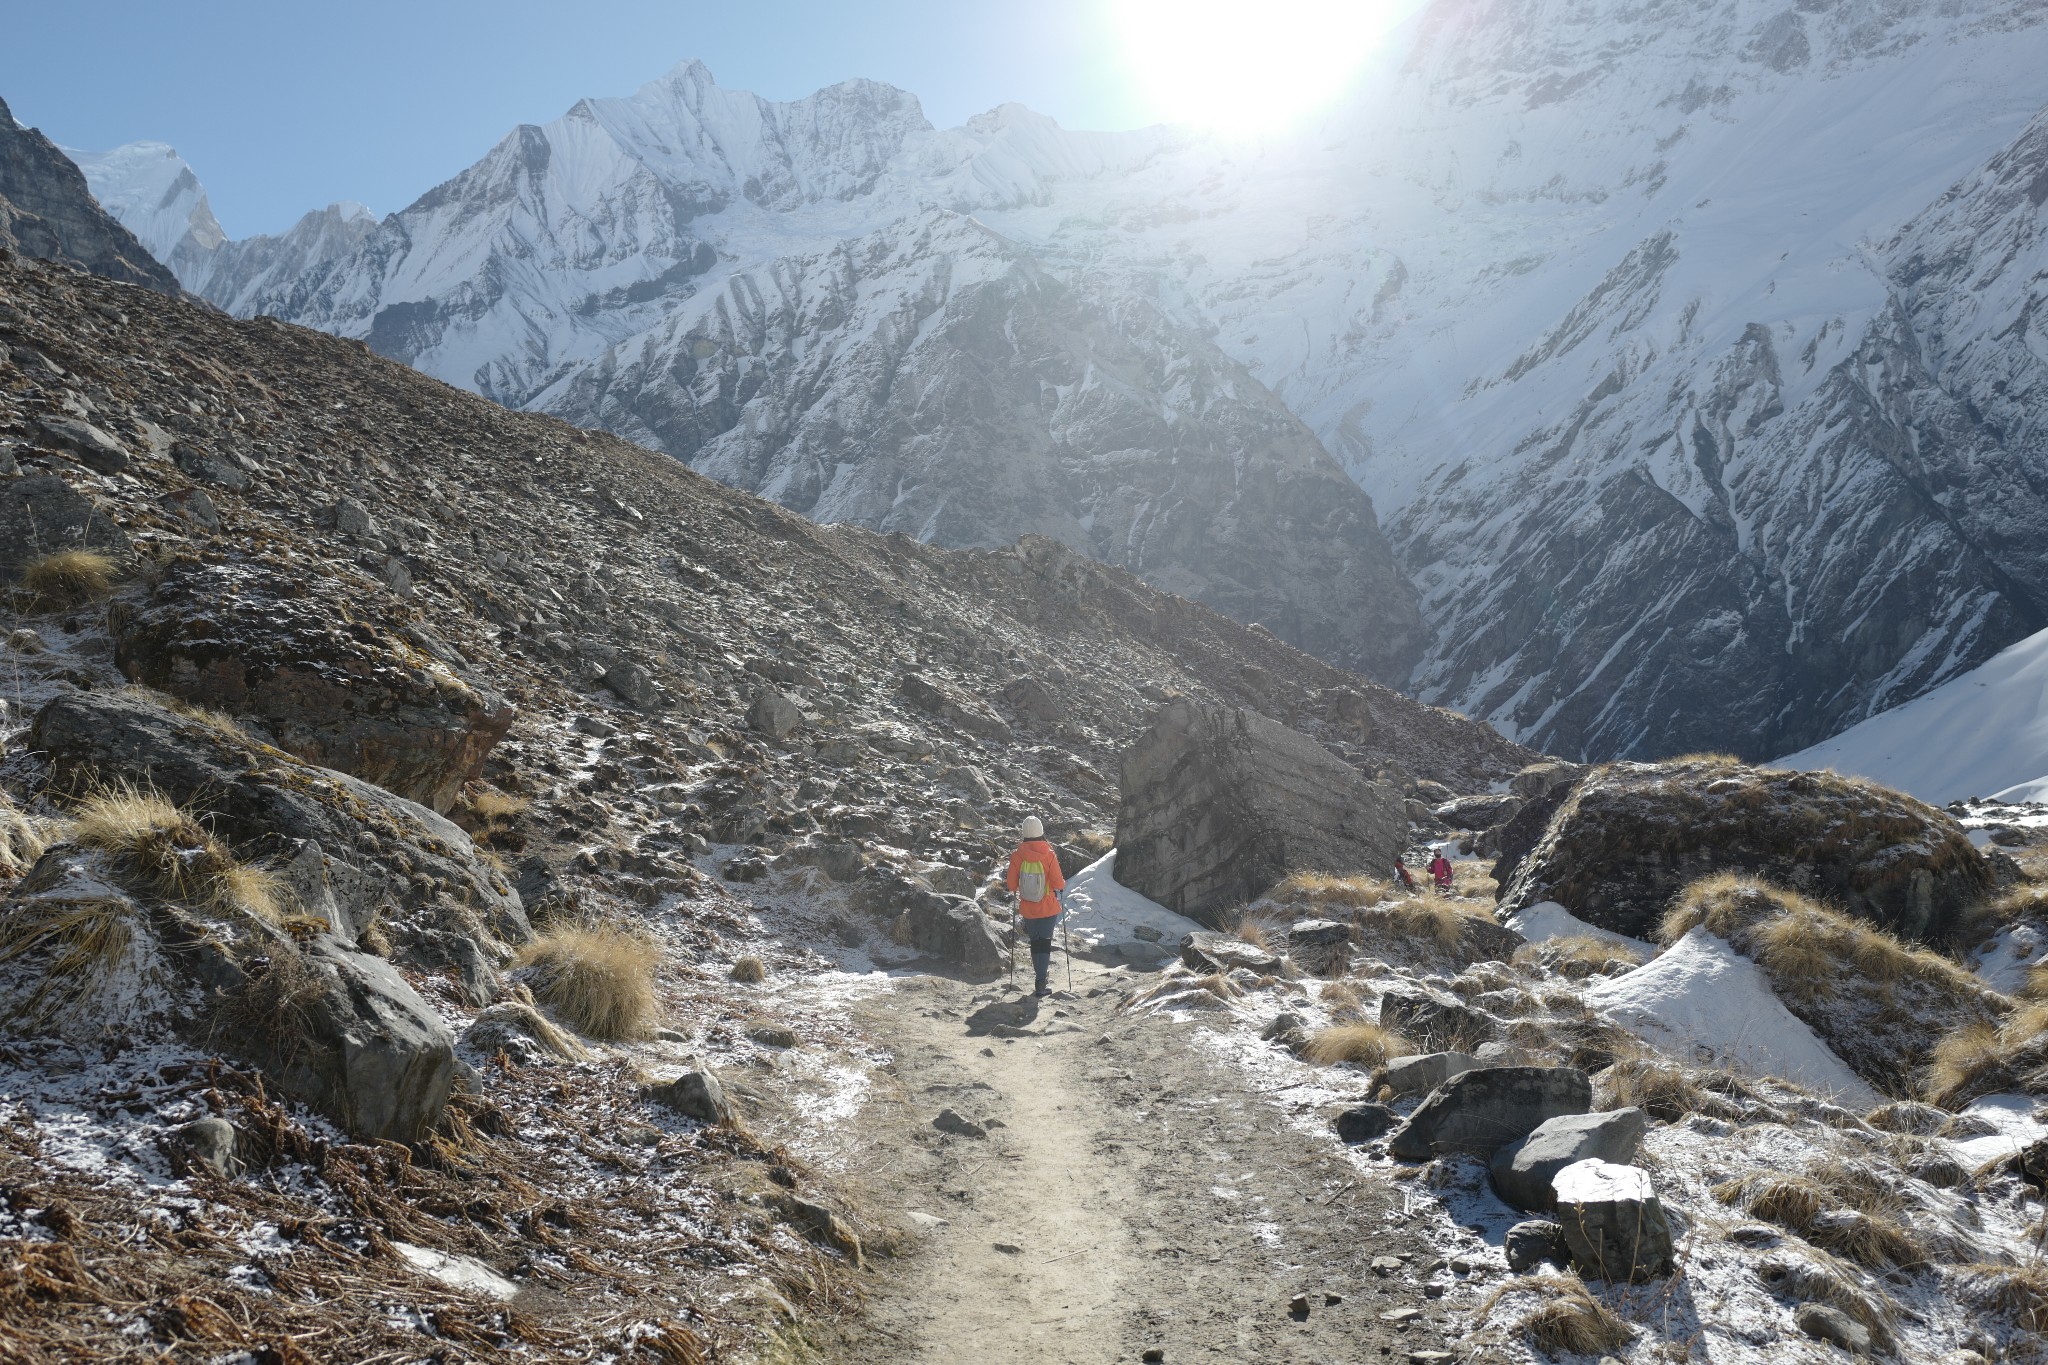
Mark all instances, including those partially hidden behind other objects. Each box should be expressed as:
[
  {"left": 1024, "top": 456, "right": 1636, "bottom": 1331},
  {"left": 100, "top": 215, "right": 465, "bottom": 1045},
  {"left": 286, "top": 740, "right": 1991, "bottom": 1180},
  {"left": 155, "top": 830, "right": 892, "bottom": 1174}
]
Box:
[
  {"left": 79, "top": 0, "right": 2048, "bottom": 759},
  {"left": 0, "top": 97, "right": 178, "bottom": 293},
  {"left": 0, "top": 247, "right": 1528, "bottom": 1355}
]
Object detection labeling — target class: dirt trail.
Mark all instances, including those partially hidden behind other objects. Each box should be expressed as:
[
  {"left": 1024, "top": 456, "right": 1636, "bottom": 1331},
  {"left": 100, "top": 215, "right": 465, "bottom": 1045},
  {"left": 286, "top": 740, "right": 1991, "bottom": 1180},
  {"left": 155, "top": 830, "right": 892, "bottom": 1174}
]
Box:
[{"left": 827, "top": 957, "right": 1461, "bottom": 1364}]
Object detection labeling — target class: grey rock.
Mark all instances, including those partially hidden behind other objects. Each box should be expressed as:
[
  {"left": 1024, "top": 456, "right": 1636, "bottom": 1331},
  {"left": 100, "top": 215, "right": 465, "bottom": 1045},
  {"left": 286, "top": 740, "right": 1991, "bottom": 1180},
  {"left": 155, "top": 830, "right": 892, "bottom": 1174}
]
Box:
[
  {"left": 1388, "top": 1066, "right": 1592, "bottom": 1160},
  {"left": 1379, "top": 1051, "right": 1482, "bottom": 1099},
  {"left": 1511, "top": 762, "right": 1587, "bottom": 800},
  {"left": 780, "top": 839, "right": 865, "bottom": 882},
  {"left": 0, "top": 444, "right": 16, "bottom": 476},
  {"left": 1553, "top": 1159, "right": 1675, "bottom": 1282},
  {"left": 648, "top": 1070, "right": 737, "bottom": 1126},
  {"left": 895, "top": 896, "right": 1008, "bottom": 980},
  {"left": 1001, "top": 675, "right": 1066, "bottom": 728},
  {"left": 900, "top": 672, "right": 1013, "bottom": 744},
  {"left": 1498, "top": 759, "right": 1993, "bottom": 943},
  {"left": 174, "top": 1117, "right": 243, "bottom": 1179},
  {"left": 1378, "top": 989, "right": 1498, "bottom": 1051},
  {"left": 1794, "top": 1303, "right": 1871, "bottom": 1356},
  {"left": 31, "top": 690, "right": 529, "bottom": 961},
  {"left": 1260, "top": 1011, "right": 1306, "bottom": 1042},
  {"left": 747, "top": 689, "right": 805, "bottom": 738},
  {"left": 1114, "top": 699, "right": 1407, "bottom": 926},
  {"left": 1504, "top": 1219, "right": 1569, "bottom": 1273},
  {"left": 256, "top": 943, "right": 457, "bottom": 1143},
  {"left": 461, "top": 1002, "right": 589, "bottom": 1066},
  {"left": 0, "top": 474, "right": 129, "bottom": 581},
  {"left": 1490, "top": 1107, "right": 1648, "bottom": 1212},
  {"left": 333, "top": 496, "right": 380, "bottom": 539},
  {"left": 1335, "top": 1103, "right": 1399, "bottom": 1144},
  {"left": 1179, "top": 930, "right": 1282, "bottom": 975},
  {"left": 1433, "top": 793, "right": 1523, "bottom": 830},
  {"left": 37, "top": 417, "right": 128, "bottom": 473},
  {"left": 159, "top": 486, "right": 220, "bottom": 528},
  {"left": 603, "top": 657, "right": 661, "bottom": 710},
  {"left": 171, "top": 440, "right": 250, "bottom": 491},
  {"left": 933, "top": 1107, "right": 986, "bottom": 1138},
  {"left": 1287, "top": 918, "right": 1352, "bottom": 974}
]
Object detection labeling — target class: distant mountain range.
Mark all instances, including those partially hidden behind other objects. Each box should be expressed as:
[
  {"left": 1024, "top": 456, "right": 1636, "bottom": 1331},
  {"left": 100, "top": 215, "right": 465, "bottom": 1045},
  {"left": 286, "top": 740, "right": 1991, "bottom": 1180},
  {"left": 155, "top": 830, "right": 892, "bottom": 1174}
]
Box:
[{"left": 59, "top": 0, "right": 2048, "bottom": 761}]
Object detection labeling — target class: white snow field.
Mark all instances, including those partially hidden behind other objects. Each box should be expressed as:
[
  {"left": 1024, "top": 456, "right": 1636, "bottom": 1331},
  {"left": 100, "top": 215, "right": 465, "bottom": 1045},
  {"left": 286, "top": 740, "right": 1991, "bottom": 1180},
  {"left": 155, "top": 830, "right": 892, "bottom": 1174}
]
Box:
[
  {"left": 1583, "top": 926, "right": 1878, "bottom": 1107},
  {"left": 1501, "top": 899, "right": 1655, "bottom": 955},
  {"left": 1777, "top": 624, "right": 2048, "bottom": 804},
  {"left": 1060, "top": 852, "right": 1204, "bottom": 959}
]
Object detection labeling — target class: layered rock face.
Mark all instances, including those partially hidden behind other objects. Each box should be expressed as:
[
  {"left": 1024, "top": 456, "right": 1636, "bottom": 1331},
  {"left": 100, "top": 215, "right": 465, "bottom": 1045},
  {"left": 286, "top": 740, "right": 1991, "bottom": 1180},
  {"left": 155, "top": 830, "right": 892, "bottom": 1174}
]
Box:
[
  {"left": 111, "top": 555, "right": 515, "bottom": 813},
  {"left": 0, "top": 96, "right": 177, "bottom": 292},
  {"left": 1497, "top": 759, "right": 1996, "bottom": 943},
  {"left": 1114, "top": 698, "right": 1408, "bottom": 925}
]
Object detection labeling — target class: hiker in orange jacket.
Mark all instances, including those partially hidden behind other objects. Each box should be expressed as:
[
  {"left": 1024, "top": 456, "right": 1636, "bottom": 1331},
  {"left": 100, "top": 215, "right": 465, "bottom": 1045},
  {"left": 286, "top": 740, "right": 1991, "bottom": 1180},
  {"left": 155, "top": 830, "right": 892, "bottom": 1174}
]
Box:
[{"left": 1005, "top": 816, "right": 1068, "bottom": 997}]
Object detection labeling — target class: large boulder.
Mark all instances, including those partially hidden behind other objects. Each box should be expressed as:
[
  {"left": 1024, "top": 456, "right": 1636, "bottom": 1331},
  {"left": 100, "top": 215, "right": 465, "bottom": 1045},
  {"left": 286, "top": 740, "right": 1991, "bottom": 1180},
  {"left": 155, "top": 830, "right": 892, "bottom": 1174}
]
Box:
[
  {"left": 0, "top": 474, "right": 129, "bottom": 581},
  {"left": 1379, "top": 1051, "right": 1482, "bottom": 1100},
  {"left": 0, "top": 846, "right": 454, "bottom": 1142},
  {"left": 31, "top": 690, "right": 529, "bottom": 976},
  {"left": 110, "top": 555, "right": 513, "bottom": 815},
  {"left": 894, "top": 897, "right": 1009, "bottom": 979},
  {"left": 1180, "top": 930, "right": 1283, "bottom": 975},
  {"left": 1553, "top": 1159, "right": 1675, "bottom": 1281},
  {"left": 1114, "top": 699, "right": 1406, "bottom": 926},
  {"left": 900, "top": 672, "right": 1013, "bottom": 744},
  {"left": 1490, "top": 1107, "right": 1648, "bottom": 1212},
  {"left": 1379, "top": 987, "right": 1499, "bottom": 1052},
  {"left": 1388, "top": 1066, "right": 1592, "bottom": 1161},
  {"left": 1497, "top": 759, "right": 1994, "bottom": 943}
]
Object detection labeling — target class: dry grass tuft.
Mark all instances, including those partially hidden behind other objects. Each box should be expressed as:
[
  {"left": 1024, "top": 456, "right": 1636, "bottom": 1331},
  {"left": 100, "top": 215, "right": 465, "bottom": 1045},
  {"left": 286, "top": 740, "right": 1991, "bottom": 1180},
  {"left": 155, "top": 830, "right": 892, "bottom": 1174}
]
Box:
[
  {"left": 516, "top": 925, "right": 662, "bottom": 1041},
  {"left": 1318, "top": 981, "right": 1362, "bottom": 1011},
  {"left": 1302, "top": 1022, "right": 1411, "bottom": 1068},
  {"left": 1953, "top": 1263, "right": 2048, "bottom": 1331},
  {"left": 0, "top": 791, "right": 49, "bottom": 877},
  {"left": 1719, "top": 1160, "right": 1928, "bottom": 1270},
  {"left": 1926, "top": 1004, "right": 2048, "bottom": 1109},
  {"left": 1072, "top": 829, "right": 1114, "bottom": 857},
  {"left": 20, "top": 549, "right": 117, "bottom": 607},
  {"left": 1756, "top": 1253, "right": 1895, "bottom": 1340},
  {"left": 1271, "top": 871, "right": 1388, "bottom": 909},
  {"left": 1385, "top": 892, "right": 1494, "bottom": 950},
  {"left": 729, "top": 956, "right": 767, "bottom": 984},
  {"left": 467, "top": 786, "right": 530, "bottom": 823},
  {"left": 69, "top": 784, "right": 280, "bottom": 920},
  {"left": 1596, "top": 1058, "right": 1744, "bottom": 1122},
  {"left": 0, "top": 900, "right": 137, "bottom": 1029},
  {"left": 1482, "top": 1275, "right": 1631, "bottom": 1356}
]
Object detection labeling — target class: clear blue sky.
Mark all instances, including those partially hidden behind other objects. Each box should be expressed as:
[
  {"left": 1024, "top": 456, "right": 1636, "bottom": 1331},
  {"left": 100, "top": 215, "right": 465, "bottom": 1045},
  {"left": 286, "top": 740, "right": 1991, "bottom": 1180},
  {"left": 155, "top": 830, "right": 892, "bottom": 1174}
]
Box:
[{"left": 2, "top": 0, "right": 1138, "bottom": 237}]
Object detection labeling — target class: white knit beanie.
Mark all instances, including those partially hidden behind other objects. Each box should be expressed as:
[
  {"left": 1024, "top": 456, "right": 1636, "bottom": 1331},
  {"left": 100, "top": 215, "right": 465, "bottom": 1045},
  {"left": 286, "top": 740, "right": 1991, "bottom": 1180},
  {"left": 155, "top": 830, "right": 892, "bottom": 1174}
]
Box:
[{"left": 1020, "top": 816, "right": 1044, "bottom": 839}]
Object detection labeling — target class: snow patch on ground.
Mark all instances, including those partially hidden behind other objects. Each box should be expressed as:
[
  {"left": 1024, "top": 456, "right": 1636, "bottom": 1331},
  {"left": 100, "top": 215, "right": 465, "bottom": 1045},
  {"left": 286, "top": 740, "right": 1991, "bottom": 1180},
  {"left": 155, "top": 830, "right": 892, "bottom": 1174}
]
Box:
[
  {"left": 1061, "top": 851, "right": 1205, "bottom": 952},
  {"left": 1502, "top": 899, "right": 1655, "bottom": 954},
  {"left": 1583, "top": 927, "right": 1877, "bottom": 1108}
]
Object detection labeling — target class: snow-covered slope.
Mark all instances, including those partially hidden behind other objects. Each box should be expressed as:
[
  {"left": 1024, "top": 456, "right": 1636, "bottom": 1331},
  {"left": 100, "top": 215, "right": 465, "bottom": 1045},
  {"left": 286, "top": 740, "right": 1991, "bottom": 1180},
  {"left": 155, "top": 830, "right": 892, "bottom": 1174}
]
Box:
[
  {"left": 88, "top": 1, "right": 2048, "bottom": 753},
  {"left": 61, "top": 141, "right": 224, "bottom": 280},
  {"left": 1777, "top": 625, "right": 2048, "bottom": 805}
]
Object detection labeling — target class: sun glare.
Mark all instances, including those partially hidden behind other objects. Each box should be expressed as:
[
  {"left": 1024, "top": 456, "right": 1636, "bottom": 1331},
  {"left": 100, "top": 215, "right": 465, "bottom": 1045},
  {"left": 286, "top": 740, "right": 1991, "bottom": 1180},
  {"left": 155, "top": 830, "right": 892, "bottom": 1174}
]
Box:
[{"left": 1110, "top": 0, "right": 1421, "bottom": 134}]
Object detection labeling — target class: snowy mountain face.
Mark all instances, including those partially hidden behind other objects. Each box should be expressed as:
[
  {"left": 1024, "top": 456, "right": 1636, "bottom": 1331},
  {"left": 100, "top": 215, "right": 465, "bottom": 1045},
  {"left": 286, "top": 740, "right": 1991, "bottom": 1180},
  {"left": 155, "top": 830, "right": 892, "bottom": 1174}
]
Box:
[
  {"left": 82, "top": 4, "right": 2048, "bottom": 757},
  {"left": 60, "top": 141, "right": 224, "bottom": 280}
]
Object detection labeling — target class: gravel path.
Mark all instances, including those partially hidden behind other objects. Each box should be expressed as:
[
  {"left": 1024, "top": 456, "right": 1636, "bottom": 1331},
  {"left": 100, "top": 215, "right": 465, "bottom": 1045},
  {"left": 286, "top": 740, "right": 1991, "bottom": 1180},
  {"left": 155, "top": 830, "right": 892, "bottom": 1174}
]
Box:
[{"left": 827, "top": 958, "right": 1466, "bottom": 1365}]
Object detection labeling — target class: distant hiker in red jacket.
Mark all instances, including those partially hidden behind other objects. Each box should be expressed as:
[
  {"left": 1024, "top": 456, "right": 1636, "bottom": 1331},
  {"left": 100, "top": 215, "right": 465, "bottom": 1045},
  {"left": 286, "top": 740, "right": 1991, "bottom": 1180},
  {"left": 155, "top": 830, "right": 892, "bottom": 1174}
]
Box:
[
  {"left": 1429, "top": 849, "right": 1454, "bottom": 891},
  {"left": 1005, "top": 816, "right": 1068, "bottom": 997},
  {"left": 1393, "top": 857, "right": 1417, "bottom": 892}
]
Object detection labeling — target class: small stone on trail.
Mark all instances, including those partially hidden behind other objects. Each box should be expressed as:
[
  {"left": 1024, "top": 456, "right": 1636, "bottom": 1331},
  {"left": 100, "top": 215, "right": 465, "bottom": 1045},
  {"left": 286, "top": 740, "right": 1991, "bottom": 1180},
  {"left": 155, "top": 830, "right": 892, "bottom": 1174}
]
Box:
[
  {"left": 933, "top": 1108, "right": 986, "bottom": 1138},
  {"left": 1335, "top": 1103, "right": 1398, "bottom": 1144},
  {"left": 1288, "top": 1292, "right": 1310, "bottom": 1319},
  {"left": 1408, "top": 1353, "right": 1454, "bottom": 1365},
  {"left": 1795, "top": 1303, "right": 1872, "bottom": 1356},
  {"left": 1371, "top": 1256, "right": 1403, "bottom": 1275},
  {"left": 174, "top": 1117, "right": 242, "bottom": 1178},
  {"left": 1141, "top": 1350, "right": 1165, "bottom": 1363},
  {"left": 1323, "top": 1291, "right": 1343, "bottom": 1306},
  {"left": 980, "top": 1047, "right": 996, "bottom": 1057},
  {"left": 993, "top": 1242, "right": 1023, "bottom": 1255},
  {"left": 1422, "top": 1283, "right": 1445, "bottom": 1299},
  {"left": 1381, "top": 1307, "right": 1423, "bottom": 1325}
]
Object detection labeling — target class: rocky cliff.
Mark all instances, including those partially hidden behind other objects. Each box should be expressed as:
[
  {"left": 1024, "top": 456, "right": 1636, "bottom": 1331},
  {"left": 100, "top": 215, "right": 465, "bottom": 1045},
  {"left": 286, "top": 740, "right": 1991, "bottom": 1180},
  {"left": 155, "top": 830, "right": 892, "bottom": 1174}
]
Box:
[{"left": 0, "top": 96, "right": 179, "bottom": 292}]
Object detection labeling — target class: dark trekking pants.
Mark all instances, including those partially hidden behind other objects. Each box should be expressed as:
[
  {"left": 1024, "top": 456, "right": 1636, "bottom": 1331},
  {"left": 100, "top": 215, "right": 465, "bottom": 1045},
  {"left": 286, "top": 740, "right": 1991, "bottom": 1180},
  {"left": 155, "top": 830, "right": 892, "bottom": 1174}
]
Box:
[{"left": 1022, "top": 912, "right": 1061, "bottom": 991}]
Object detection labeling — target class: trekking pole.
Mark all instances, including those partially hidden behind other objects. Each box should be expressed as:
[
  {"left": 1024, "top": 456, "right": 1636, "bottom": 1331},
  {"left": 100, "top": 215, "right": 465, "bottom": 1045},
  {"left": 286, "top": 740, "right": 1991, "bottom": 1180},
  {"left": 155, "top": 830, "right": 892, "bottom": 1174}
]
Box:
[
  {"left": 1062, "top": 904, "right": 1074, "bottom": 991},
  {"left": 1007, "top": 897, "right": 1017, "bottom": 986}
]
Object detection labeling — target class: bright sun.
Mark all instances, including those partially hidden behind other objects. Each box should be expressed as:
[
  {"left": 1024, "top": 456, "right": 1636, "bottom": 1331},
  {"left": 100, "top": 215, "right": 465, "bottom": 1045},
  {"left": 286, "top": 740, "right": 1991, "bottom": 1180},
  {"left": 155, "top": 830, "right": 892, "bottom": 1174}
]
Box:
[{"left": 1110, "top": 0, "right": 1422, "bottom": 133}]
